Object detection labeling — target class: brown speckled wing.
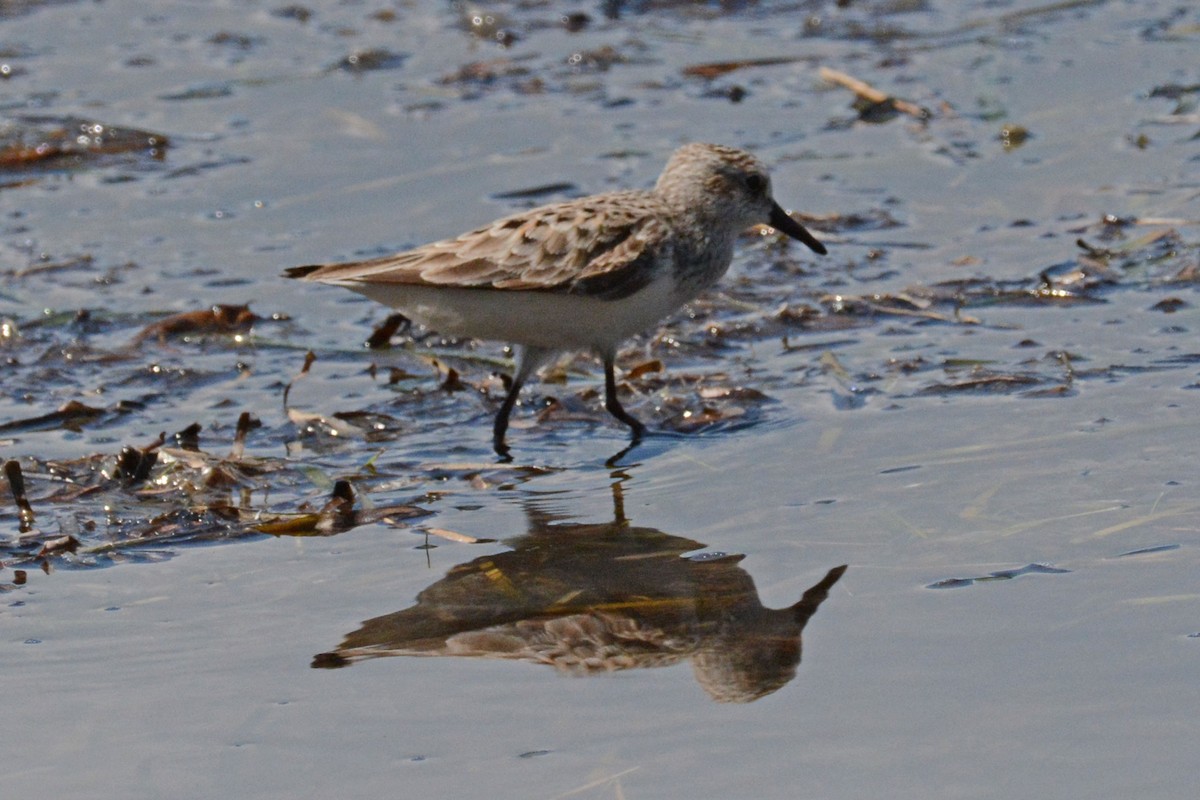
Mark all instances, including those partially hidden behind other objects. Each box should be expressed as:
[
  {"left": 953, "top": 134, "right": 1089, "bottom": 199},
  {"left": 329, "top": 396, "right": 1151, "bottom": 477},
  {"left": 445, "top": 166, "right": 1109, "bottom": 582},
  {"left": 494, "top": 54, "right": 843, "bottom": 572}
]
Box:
[{"left": 287, "top": 190, "right": 670, "bottom": 300}]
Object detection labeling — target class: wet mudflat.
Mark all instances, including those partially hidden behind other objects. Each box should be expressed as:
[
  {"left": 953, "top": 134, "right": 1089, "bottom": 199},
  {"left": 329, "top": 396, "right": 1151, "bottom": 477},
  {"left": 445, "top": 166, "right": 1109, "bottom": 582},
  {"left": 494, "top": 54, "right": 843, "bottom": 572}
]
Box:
[{"left": 2, "top": 1, "right": 1198, "bottom": 798}]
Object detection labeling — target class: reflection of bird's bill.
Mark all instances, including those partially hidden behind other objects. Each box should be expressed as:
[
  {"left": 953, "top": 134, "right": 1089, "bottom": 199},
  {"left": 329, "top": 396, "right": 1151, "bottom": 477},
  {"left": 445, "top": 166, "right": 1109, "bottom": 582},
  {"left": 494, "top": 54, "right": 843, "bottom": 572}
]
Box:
[{"left": 793, "top": 564, "right": 848, "bottom": 622}]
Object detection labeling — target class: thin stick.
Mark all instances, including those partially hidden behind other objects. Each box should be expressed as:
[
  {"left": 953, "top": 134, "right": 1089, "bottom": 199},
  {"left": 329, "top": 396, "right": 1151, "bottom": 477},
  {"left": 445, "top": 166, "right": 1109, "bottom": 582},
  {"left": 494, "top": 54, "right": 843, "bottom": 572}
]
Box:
[{"left": 819, "top": 66, "right": 929, "bottom": 119}]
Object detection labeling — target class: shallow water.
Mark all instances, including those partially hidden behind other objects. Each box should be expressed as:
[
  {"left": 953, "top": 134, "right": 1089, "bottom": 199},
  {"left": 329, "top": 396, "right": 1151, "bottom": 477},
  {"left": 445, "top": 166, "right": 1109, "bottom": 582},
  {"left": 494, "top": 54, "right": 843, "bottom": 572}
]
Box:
[{"left": 3, "top": 1, "right": 1199, "bottom": 797}]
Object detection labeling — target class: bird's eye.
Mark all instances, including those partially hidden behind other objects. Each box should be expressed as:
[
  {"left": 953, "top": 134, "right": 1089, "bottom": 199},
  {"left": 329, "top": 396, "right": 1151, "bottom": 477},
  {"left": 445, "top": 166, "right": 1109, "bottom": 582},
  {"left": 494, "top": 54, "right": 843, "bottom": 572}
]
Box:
[{"left": 744, "top": 174, "right": 767, "bottom": 195}]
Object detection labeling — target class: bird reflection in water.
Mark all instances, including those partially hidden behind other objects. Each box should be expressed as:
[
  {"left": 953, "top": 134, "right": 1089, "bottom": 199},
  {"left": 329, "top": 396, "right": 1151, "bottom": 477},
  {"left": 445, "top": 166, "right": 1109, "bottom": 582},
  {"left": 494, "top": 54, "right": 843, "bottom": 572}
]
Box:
[{"left": 313, "top": 482, "right": 846, "bottom": 703}]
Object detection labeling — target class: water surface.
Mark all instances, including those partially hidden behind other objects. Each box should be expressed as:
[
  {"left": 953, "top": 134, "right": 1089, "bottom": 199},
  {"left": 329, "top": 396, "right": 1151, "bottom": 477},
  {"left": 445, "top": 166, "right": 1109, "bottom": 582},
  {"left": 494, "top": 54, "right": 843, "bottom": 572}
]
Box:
[{"left": 3, "top": 1, "right": 1198, "bottom": 797}]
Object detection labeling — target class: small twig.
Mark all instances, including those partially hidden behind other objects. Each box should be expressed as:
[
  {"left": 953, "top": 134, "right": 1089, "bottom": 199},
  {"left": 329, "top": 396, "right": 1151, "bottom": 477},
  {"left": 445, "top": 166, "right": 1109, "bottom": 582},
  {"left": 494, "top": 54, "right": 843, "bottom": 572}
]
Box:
[
  {"left": 819, "top": 66, "right": 930, "bottom": 119},
  {"left": 282, "top": 350, "right": 317, "bottom": 409},
  {"left": 5, "top": 460, "right": 37, "bottom": 532},
  {"left": 683, "top": 56, "right": 809, "bottom": 80}
]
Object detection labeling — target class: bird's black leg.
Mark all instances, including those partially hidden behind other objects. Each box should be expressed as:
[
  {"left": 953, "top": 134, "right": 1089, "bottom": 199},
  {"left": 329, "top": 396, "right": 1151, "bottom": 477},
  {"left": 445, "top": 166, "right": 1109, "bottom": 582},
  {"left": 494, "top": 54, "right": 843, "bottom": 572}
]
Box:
[
  {"left": 603, "top": 355, "right": 646, "bottom": 440},
  {"left": 491, "top": 345, "right": 555, "bottom": 459},
  {"left": 492, "top": 375, "right": 523, "bottom": 459}
]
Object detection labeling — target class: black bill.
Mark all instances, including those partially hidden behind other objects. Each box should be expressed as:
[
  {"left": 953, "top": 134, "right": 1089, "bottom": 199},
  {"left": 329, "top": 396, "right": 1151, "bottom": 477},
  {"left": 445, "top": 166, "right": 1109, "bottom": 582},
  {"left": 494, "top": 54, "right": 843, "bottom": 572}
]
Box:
[{"left": 769, "top": 202, "right": 827, "bottom": 255}]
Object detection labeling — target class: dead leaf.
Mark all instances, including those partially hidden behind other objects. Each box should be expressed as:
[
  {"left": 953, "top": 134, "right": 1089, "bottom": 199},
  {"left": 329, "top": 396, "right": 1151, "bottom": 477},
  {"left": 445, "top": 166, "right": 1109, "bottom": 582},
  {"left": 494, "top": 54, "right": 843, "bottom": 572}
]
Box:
[
  {"left": 626, "top": 359, "right": 664, "bottom": 380},
  {"left": 366, "top": 313, "right": 410, "bottom": 349},
  {"left": 133, "top": 304, "right": 259, "bottom": 344},
  {"left": 1150, "top": 297, "right": 1188, "bottom": 313},
  {"left": 37, "top": 535, "right": 80, "bottom": 557},
  {"left": 0, "top": 400, "right": 106, "bottom": 434}
]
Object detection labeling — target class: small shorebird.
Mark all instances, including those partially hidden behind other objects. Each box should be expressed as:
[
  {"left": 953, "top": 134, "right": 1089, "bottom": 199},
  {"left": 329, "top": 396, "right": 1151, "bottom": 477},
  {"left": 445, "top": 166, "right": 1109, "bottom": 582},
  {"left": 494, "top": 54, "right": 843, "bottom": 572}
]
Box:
[{"left": 286, "top": 143, "right": 827, "bottom": 456}]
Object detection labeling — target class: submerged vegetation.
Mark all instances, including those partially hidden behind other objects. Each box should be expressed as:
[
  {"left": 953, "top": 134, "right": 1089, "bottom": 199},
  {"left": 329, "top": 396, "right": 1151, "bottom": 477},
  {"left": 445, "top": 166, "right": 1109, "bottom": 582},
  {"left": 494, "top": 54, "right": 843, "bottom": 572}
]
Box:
[{"left": 2, "top": 209, "right": 1195, "bottom": 587}]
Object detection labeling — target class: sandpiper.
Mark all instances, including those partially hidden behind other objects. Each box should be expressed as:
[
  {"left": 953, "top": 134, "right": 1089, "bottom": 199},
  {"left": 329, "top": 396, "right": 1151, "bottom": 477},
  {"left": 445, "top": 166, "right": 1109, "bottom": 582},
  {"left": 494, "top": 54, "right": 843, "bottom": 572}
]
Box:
[{"left": 286, "top": 143, "right": 827, "bottom": 456}]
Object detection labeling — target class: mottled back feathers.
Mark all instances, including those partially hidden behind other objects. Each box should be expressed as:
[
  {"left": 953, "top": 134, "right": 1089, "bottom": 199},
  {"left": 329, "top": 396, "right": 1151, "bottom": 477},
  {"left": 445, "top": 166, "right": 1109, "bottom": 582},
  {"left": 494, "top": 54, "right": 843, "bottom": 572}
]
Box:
[{"left": 288, "top": 190, "right": 672, "bottom": 299}]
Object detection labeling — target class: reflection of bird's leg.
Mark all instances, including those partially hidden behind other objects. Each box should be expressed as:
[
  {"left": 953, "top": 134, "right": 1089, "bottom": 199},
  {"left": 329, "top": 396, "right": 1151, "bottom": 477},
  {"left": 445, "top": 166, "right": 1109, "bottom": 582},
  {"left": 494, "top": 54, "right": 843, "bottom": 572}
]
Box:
[
  {"left": 792, "top": 565, "right": 848, "bottom": 624},
  {"left": 607, "top": 472, "right": 630, "bottom": 526}
]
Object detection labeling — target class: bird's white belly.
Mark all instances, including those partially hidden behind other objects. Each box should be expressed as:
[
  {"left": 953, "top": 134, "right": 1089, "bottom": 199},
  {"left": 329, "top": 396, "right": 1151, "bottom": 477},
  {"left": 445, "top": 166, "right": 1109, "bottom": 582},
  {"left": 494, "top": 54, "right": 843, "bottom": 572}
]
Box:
[{"left": 346, "top": 276, "right": 681, "bottom": 352}]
